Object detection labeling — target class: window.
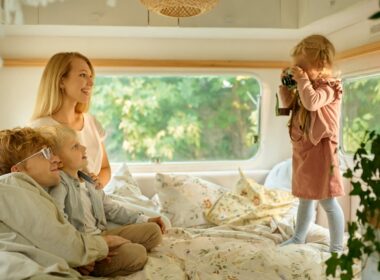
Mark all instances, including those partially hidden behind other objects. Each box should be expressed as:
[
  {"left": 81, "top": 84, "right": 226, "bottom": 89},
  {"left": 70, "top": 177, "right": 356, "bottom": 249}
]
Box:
[
  {"left": 342, "top": 73, "right": 380, "bottom": 153},
  {"left": 91, "top": 75, "right": 260, "bottom": 162}
]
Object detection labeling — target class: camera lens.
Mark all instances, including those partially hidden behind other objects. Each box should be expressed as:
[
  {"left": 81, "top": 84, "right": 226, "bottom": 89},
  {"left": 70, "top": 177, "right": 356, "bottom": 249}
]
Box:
[{"left": 282, "top": 74, "right": 297, "bottom": 88}]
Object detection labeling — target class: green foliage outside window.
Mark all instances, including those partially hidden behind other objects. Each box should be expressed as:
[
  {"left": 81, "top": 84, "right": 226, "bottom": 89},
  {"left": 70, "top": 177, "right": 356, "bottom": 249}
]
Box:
[
  {"left": 342, "top": 74, "right": 380, "bottom": 153},
  {"left": 91, "top": 76, "right": 260, "bottom": 162}
]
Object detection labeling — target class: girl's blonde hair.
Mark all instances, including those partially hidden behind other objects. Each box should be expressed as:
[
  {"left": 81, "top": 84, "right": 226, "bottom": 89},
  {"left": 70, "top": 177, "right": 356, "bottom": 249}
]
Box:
[
  {"left": 31, "top": 52, "right": 94, "bottom": 120},
  {"left": 37, "top": 125, "right": 77, "bottom": 152},
  {"left": 292, "top": 34, "right": 335, "bottom": 71},
  {"left": 290, "top": 35, "right": 336, "bottom": 139}
]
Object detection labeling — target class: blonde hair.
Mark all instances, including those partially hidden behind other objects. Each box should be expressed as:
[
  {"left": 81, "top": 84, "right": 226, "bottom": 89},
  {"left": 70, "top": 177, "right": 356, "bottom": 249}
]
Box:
[
  {"left": 292, "top": 34, "right": 335, "bottom": 71},
  {"left": 37, "top": 125, "right": 77, "bottom": 152},
  {"left": 31, "top": 52, "right": 94, "bottom": 120},
  {"left": 0, "top": 127, "right": 54, "bottom": 175},
  {"left": 290, "top": 35, "right": 336, "bottom": 139}
]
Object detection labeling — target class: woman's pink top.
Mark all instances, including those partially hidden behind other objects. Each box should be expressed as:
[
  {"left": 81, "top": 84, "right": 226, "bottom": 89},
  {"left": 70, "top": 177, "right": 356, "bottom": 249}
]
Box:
[{"left": 279, "top": 76, "right": 345, "bottom": 200}]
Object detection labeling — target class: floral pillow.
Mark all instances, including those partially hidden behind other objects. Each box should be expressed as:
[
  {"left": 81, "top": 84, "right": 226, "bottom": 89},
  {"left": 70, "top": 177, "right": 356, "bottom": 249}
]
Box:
[
  {"left": 156, "top": 173, "right": 229, "bottom": 228},
  {"left": 234, "top": 168, "right": 295, "bottom": 208},
  {"left": 205, "top": 169, "right": 296, "bottom": 226}
]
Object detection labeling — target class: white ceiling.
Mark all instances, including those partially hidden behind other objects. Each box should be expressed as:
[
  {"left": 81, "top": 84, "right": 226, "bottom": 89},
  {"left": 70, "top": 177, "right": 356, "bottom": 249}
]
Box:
[
  {"left": 1, "top": 0, "right": 376, "bottom": 38},
  {"left": 0, "top": 0, "right": 379, "bottom": 60}
]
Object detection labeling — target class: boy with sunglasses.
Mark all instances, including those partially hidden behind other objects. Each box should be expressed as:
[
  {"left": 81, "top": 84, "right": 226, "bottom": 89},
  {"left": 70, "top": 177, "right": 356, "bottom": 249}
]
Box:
[{"left": 0, "top": 127, "right": 127, "bottom": 278}]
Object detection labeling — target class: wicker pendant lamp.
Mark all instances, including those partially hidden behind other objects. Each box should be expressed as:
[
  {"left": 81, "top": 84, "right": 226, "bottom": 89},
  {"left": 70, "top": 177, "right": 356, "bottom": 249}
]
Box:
[{"left": 140, "top": 0, "right": 219, "bottom": 18}]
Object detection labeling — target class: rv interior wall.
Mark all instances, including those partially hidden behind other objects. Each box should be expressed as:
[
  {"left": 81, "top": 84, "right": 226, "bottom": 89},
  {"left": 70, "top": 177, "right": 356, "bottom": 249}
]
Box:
[{"left": 0, "top": 0, "right": 379, "bottom": 172}]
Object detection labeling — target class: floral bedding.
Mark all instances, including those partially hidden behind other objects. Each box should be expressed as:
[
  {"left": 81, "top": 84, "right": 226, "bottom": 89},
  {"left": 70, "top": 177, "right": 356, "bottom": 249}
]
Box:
[
  {"left": 106, "top": 166, "right": 341, "bottom": 280},
  {"left": 115, "top": 223, "right": 334, "bottom": 280}
]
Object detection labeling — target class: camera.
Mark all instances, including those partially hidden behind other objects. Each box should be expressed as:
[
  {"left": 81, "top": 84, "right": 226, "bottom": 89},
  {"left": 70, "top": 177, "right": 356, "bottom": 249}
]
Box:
[{"left": 281, "top": 69, "right": 297, "bottom": 89}]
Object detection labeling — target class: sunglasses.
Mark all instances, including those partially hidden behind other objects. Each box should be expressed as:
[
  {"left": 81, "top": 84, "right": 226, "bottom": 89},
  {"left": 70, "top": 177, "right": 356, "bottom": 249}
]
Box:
[{"left": 15, "top": 147, "right": 53, "bottom": 166}]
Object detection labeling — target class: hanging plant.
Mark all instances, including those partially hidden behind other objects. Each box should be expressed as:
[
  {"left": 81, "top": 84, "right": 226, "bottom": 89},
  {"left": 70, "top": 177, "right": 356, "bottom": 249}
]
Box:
[{"left": 325, "top": 130, "right": 380, "bottom": 279}]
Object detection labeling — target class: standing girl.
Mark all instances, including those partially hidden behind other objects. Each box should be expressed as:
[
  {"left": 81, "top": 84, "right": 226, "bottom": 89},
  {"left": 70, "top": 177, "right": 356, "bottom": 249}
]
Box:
[
  {"left": 278, "top": 34, "right": 345, "bottom": 252},
  {"left": 30, "top": 52, "right": 111, "bottom": 188}
]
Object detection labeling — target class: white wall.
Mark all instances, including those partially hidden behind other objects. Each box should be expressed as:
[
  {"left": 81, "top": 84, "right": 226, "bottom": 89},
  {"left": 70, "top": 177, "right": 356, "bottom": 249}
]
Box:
[{"left": 0, "top": 67, "right": 42, "bottom": 128}]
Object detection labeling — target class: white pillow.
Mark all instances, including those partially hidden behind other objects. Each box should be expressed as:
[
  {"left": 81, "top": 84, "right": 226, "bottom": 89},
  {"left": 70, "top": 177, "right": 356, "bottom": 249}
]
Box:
[
  {"left": 156, "top": 173, "right": 229, "bottom": 228},
  {"left": 104, "top": 163, "right": 159, "bottom": 212},
  {"left": 104, "top": 164, "right": 171, "bottom": 228},
  {"left": 105, "top": 163, "right": 142, "bottom": 197},
  {"left": 264, "top": 158, "right": 292, "bottom": 191}
]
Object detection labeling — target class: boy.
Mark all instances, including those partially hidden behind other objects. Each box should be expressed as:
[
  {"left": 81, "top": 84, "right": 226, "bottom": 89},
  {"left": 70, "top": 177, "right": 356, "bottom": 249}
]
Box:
[
  {"left": 42, "top": 125, "right": 164, "bottom": 277},
  {"left": 0, "top": 127, "right": 126, "bottom": 278}
]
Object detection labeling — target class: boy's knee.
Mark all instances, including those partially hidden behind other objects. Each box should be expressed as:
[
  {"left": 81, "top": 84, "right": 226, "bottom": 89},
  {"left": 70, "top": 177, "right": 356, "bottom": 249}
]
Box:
[
  {"left": 92, "top": 243, "right": 148, "bottom": 277},
  {"left": 145, "top": 222, "right": 162, "bottom": 249},
  {"left": 119, "top": 243, "right": 148, "bottom": 272}
]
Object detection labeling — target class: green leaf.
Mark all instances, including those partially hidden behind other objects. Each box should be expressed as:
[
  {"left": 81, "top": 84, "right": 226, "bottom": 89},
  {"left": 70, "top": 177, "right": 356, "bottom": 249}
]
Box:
[{"left": 325, "top": 254, "right": 339, "bottom": 277}]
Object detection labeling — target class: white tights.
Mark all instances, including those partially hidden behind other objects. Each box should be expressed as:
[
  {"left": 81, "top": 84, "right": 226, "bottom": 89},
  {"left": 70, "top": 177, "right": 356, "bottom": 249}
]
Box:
[{"left": 280, "top": 198, "right": 344, "bottom": 252}]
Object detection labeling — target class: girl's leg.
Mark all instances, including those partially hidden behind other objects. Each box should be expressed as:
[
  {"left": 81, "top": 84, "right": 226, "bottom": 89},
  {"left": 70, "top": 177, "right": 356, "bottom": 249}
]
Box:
[
  {"left": 281, "top": 198, "right": 315, "bottom": 246},
  {"left": 319, "top": 198, "right": 344, "bottom": 252}
]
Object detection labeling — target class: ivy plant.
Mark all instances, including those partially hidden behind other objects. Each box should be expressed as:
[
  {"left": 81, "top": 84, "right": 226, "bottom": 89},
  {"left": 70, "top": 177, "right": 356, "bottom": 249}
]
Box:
[{"left": 325, "top": 130, "right": 380, "bottom": 279}]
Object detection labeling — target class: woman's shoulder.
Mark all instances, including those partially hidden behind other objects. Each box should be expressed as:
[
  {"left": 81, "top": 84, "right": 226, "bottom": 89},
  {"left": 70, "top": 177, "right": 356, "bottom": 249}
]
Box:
[
  {"left": 83, "top": 113, "right": 105, "bottom": 136},
  {"left": 29, "top": 116, "right": 58, "bottom": 128}
]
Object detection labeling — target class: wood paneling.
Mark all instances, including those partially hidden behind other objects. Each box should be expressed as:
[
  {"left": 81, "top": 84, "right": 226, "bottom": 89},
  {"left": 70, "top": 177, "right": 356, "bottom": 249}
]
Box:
[{"left": 4, "top": 41, "right": 380, "bottom": 68}]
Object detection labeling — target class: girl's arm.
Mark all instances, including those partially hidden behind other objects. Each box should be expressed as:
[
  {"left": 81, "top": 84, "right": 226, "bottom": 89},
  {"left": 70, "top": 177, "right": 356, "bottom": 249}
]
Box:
[{"left": 297, "top": 77, "right": 337, "bottom": 111}]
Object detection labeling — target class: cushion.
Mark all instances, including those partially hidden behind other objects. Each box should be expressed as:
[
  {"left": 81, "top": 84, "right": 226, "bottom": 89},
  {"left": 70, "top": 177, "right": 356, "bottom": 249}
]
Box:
[
  {"left": 205, "top": 168, "right": 296, "bottom": 226},
  {"left": 104, "top": 163, "right": 142, "bottom": 197},
  {"left": 264, "top": 158, "right": 292, "bottom": 190},
  {"left": 235, "top": 168, "right": 295, "bottom": 207},
  {"left": 156, "top": 173, "right": 229, "bottom": 228},
  {"left": 104, "top": 164, "right": 171, "bottom": 228}
]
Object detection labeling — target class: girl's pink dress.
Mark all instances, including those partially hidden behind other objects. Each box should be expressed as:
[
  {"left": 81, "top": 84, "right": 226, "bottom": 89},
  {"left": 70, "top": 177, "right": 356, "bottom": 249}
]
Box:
[{"left": 279, "top": 76, "right": 345, "bottom": 200}]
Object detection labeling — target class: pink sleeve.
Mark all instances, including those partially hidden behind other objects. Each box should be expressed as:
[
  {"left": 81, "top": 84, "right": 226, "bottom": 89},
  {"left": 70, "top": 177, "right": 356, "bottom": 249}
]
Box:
[
  {"left": 297, "top": 77, "right": 336, "bottom": 111},
  {"left": 278, "top": 85, "right": 294, "bottom": 108}
]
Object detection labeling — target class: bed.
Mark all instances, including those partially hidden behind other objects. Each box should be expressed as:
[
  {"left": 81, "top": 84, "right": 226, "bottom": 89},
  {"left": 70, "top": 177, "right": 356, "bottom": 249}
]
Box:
[
  {"left": 1, "top": 160, "right": 354, "bottom": 279},
  {"left": 103, "top": 160, "right": 341, "bottom": 280}
]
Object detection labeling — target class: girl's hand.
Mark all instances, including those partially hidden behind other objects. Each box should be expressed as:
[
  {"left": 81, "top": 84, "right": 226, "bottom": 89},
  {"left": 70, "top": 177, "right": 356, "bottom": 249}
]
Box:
[
  {"left": 148, "top": 216, "right": 166, "bottom": 234},
  {"left": 290, "top": 66, "right": 307, "bottom": 81},
  {"left": 280, "top": 67, "right": 291, "bottom": 79}
]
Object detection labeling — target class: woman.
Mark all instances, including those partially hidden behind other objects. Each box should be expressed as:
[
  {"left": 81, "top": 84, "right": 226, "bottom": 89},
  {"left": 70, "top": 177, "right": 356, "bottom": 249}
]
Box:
[{"left": 30, "top": 52, "right": 111, "bottom": 188}]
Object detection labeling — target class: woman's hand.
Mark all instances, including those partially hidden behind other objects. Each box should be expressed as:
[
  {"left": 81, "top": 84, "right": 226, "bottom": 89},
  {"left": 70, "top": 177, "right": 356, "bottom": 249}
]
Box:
[
  {"left": 148, "top": 216, "right": 166, "bottom": 234},
  {"left": 88, "top": 172, "right": 103, "bottom": 189}
]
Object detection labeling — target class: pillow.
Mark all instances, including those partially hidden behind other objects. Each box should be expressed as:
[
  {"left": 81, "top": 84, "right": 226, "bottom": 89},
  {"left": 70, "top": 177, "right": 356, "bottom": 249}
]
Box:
[
  {"left": 156, "top": 173, "right": 229, "bottom": 228},
  {"left": 105, "top": 164, "right": 171, "bottom": 228},
  {"left": 235, "top": 168, "right": 295, "bottom": 207},
  {"left": 104, "top": 163, "right": 159, "bottom": 210},
  {"left": 263, "top": 158, "right": 292, "bottom": 190},
  {"left": 105, "top": 163, "right": 142, "bottom": 197},
  {"left": 205, "top": 169, "right": 296, "bottom": 226}
]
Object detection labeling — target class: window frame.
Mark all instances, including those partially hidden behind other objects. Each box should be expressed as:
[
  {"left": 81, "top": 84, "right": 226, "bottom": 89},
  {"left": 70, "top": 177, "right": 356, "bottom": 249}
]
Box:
[
  {"left": 340, "top": 68, "right": 380, "bottom": 155},
  {"left": 94, "top": 68, "right": 263, "bottom": 172}
]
